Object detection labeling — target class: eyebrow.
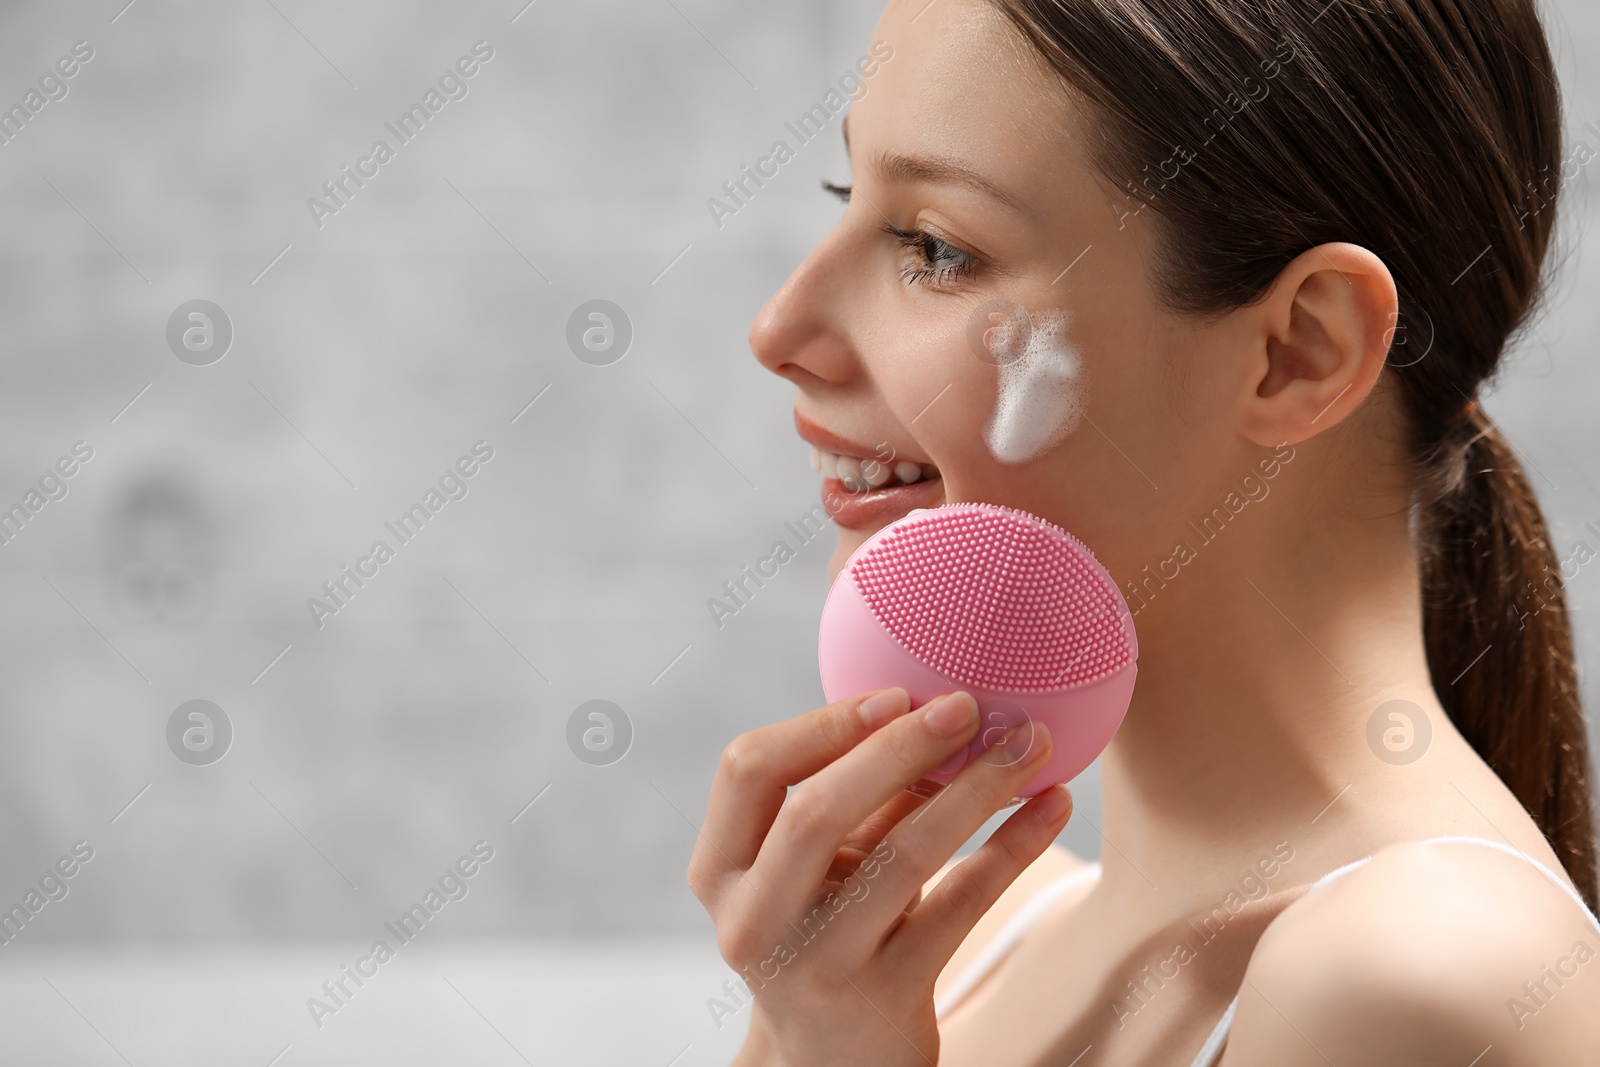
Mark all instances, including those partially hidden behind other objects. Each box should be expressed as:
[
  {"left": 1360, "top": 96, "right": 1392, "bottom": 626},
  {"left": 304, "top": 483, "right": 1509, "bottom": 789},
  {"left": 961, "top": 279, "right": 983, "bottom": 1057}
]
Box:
[{"left": 842, "top": 112, "right": 1029, "bottom": 215}]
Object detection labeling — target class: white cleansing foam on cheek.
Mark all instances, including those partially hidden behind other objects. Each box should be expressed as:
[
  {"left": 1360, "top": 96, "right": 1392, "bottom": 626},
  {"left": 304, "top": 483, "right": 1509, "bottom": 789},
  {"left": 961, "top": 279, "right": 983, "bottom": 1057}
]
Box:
[{"left": 982, "top": 308, "right": 1088, "bottom": 464}]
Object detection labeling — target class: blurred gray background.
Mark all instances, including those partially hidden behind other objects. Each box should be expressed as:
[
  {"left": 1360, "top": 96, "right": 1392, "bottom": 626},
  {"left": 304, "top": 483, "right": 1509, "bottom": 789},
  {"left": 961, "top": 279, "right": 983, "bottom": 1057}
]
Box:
[{"left": 0, "top": 0, "right": 1596, "bottom": 1064}]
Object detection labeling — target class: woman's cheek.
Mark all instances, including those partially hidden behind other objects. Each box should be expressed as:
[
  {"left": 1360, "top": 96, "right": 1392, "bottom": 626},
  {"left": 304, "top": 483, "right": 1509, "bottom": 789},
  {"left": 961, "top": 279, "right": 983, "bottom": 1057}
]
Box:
[
  {"left": 878, "top": 316, "right": 993, "bottom": 455},
  {"left": 975, "top": 302, "right": 1090, "bottom": 466},
  {"left": 875, "top": 300, "right": 1094, "bottom": 477}
]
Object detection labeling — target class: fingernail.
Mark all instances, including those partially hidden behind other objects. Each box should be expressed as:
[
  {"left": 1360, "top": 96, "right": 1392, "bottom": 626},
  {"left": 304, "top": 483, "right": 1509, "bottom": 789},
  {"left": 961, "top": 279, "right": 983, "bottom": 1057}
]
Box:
[
  {"left": 1023, "top": 721, "right": 1052, "bottom": 763},
  {"left": 924, "top": 692, "right": 978, "bottom": 736},
  {"left": 994, "top": 722, "right": 1051, "bottom": 769},
  {"left": 857, "top": 688, "right": 908, "bottom": 728},
  {"left": 1033, "top": 784, "right": 1072, "bottom": 823}
]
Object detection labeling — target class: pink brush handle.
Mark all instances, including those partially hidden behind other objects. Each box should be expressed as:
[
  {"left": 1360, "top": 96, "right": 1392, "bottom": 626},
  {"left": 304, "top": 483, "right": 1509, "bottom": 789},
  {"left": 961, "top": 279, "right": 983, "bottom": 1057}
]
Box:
[{"left": 819, "top": 577, "right": 1135, "bottom": 797}]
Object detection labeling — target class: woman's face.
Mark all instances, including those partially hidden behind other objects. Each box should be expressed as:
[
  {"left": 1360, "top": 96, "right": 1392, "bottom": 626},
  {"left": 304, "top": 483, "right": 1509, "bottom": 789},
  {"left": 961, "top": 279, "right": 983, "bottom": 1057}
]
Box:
[{"left": 750, "top": 0, "right": 1251, "bottom": 584}]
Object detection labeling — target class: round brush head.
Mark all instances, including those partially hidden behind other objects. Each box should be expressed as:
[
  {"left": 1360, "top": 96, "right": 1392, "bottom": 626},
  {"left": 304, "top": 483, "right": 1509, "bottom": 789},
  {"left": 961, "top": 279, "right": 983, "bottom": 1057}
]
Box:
[{"left": 818, "top": 502, "right": 1137, "bottom": 798}]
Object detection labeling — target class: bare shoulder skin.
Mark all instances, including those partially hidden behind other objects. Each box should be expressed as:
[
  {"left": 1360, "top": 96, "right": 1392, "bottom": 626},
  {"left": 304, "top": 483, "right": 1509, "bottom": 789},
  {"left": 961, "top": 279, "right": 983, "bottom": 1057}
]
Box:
[{"left": 1223, "top": 840, "right": 1600, "bottom": 1064}]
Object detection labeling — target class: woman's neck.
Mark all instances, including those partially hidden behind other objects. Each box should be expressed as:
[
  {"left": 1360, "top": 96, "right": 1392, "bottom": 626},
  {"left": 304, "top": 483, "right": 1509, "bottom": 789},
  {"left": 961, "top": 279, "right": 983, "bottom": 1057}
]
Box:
[{"left": 1092, "top": 439, "right": 1450, "bottom": 908}]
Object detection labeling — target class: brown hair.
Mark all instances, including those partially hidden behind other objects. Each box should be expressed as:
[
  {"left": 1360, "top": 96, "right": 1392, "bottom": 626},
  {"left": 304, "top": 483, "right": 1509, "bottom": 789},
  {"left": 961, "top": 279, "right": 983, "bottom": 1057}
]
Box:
[{"left": 986, "top": 0, "right": 1596, "bottom": 907}]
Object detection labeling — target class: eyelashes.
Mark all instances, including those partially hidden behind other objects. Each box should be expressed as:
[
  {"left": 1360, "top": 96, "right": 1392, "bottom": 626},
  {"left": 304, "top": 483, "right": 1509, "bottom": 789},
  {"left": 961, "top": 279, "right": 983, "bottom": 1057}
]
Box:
[
  {"left": 820, "top": 179, "right": 979, "bottom": 289},
  {"left": 883, "top": 224, "right": 977, "bottom": 288}
]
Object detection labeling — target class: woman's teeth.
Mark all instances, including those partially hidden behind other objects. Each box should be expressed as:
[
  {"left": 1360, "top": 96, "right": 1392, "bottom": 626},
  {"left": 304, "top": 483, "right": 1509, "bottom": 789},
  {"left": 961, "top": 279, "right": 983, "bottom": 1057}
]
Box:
[{"left": 809, "top": 446, "right": 940, "bottom": 492}]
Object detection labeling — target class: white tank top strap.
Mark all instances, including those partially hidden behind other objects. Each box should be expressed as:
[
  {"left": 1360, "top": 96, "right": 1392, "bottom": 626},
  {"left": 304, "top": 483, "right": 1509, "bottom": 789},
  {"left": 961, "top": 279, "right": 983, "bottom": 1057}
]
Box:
[
  {"left": 935, "top": 836, "right": 1596, "bottom": 1064},
  {"left": 933, "top": 861, "right": 1102, "bottom": 1021},
  {"left": 1187, "top": 834, "right": 1600, "bottom": 1067},
  {"left": 1416, "top": 835, "right": 1600, "bottom": 933},
  {"left": 1186, "top": 995, "right": 1238, "bottom": 1067}
]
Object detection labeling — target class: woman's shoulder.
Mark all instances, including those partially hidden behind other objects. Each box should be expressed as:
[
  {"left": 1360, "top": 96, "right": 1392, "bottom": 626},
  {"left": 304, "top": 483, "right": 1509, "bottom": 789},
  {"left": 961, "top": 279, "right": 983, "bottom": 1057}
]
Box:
[
  {"left": 926, "top": 840, "right": 1093, "bottom": 999},
  {"left": 1225, "top": 837, "right": 1600, "bottom": 1064}
]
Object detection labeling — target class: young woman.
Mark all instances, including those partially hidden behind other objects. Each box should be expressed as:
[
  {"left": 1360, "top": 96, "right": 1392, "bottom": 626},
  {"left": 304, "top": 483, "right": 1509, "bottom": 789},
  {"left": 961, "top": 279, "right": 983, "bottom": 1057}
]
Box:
[{"left": 688, "top": 0, "right": 1600, "bottom": 1062}]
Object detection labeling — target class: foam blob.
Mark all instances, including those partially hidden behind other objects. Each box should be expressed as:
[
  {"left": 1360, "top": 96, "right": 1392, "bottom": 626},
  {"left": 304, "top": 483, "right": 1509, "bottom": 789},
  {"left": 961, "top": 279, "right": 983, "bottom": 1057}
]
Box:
[{"left": 982, "top": 308, "right": 1087, "bottom": 464}]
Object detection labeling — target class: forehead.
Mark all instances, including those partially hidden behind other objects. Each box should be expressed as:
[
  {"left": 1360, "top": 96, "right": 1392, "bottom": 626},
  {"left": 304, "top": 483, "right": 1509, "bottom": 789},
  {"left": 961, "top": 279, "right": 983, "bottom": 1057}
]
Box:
[{"left": 849, "top": 0, "right": 1084, "bottom": 212}]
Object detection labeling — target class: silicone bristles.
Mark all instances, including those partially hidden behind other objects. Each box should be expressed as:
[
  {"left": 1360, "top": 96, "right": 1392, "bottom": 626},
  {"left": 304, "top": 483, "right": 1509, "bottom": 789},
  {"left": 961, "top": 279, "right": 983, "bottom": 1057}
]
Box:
[{"left": 847, "top": 504, "right": 1132, "bottom": 692}]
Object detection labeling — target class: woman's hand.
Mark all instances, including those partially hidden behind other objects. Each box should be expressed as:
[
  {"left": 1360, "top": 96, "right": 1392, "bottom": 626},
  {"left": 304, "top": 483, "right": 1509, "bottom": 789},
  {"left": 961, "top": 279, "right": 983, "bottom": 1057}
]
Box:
[{"left": 687, "top": 687, "right": 1075, "bottom": 1067}]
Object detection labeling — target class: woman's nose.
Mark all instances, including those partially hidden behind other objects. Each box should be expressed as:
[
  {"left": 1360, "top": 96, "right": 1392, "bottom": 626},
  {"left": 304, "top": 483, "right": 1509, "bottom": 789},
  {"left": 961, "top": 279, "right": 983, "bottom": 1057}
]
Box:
[{"left": 749, "top": 230, "right": 862, "bottom": 388}]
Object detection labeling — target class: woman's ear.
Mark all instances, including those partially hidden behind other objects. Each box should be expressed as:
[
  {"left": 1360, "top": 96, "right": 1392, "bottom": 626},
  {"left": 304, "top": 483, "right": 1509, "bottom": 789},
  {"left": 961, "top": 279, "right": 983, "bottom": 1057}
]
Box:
[{"left": 1237, "top": 242, "right": 1398, "bottom": 447}]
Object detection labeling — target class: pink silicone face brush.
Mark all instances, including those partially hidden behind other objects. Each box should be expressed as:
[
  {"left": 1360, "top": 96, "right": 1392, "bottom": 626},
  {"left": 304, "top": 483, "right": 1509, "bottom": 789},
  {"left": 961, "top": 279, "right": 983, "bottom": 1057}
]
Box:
[{"left": 818, "top": 502, "right": 1138, "bottom": 799}]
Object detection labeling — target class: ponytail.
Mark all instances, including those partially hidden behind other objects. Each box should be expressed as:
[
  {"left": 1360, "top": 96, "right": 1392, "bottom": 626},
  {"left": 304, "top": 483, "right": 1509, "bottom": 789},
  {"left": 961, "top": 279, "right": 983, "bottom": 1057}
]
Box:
[{"left": 1417, "top": 402, "right": 1597, "bottom": 910}]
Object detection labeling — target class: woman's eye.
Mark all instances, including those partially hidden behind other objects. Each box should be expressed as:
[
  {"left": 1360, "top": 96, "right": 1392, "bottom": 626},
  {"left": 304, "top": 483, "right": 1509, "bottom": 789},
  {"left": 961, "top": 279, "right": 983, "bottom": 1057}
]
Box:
[
  {"left": 883, "top": 224, "right": 977, "bottom": 289},
  {"left": 820, "top": 180, "right": 977, "bottom": 289}
]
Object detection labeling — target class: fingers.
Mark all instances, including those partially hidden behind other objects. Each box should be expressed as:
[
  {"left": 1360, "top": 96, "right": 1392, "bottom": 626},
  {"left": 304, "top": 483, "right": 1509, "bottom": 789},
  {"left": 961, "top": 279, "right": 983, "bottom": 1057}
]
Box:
[
  {"left": 839, "top": 788, "right": 928, "bottom": 858},
  {"left": 843, "top": 721, "right": 1066, "bottom": 944},
  {"left": 817, "top": 790, "right": 930, "bottom": 896},
  {"left": 748, "top": 692, "right": 984, "bottom": 921},
  {"left": 886, "top": 767, "right": 1075, "bottom": 977},
  {"left": 692, "top": 687, "right": 913, "bottom": 891}
]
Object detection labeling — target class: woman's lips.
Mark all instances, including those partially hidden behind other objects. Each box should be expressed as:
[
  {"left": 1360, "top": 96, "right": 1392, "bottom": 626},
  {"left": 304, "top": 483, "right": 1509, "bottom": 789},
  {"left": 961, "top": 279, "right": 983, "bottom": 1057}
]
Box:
[{"left": 821, "top": 474, "right": 944, "bottom": 531}]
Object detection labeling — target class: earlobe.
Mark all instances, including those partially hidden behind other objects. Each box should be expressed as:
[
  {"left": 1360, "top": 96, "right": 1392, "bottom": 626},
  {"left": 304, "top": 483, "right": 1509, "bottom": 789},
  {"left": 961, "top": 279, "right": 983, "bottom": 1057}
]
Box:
[{"left": 1239, "top": 242, "right": 1398, "bottom": 448}]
